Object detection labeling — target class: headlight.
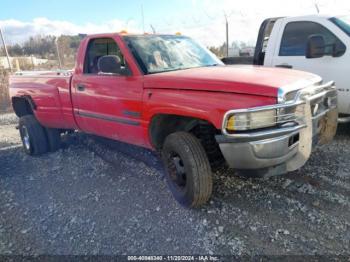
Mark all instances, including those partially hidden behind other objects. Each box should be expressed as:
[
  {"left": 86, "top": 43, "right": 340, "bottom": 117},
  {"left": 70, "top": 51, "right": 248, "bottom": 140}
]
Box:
[{"left": 226, "top": 109, "right": 277, "bottom": 131}]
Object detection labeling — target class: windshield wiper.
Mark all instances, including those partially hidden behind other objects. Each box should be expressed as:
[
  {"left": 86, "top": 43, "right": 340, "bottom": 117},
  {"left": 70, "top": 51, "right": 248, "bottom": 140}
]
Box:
[
  {"left": 205, "top": 63, "right": 220, "bottom": 67},
  {"left": 148, "top": 64, "right": 222, "bottom": 74},
  {"left": 149, "top": 67, "right": 193, "bottom": 74}
]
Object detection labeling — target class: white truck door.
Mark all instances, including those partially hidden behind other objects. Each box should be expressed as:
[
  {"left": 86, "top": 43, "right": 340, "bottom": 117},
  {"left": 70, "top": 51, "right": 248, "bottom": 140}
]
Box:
[{"left": 267, "top": 18, "right": 350, "bottom": 115}]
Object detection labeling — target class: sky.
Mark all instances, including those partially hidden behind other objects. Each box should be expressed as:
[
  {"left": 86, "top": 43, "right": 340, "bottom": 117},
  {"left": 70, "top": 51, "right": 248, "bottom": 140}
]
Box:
[{"left": 0, "top": 0, "right": 349, "bottom": 47}]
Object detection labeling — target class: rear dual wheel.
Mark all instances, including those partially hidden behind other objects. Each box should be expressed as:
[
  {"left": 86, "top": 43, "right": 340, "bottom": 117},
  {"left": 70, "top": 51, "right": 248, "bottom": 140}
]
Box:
[
  {"left": 19, "top": 115, "right": 61, "bottom": 156},
  {"left": 45, "top": 128, "right": 62, "bottom": 152},
  {"left": 162, "top": 132, "right": 213, "bottom": 208}
]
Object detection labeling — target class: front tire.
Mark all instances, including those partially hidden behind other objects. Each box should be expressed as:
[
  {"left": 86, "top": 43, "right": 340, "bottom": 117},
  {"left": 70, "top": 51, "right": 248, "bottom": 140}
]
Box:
[
  {"left": 19, "top": 115, "right": 49, "bottom": 156},
  {"left": 162, "top": 132, "right": 213, "bottom": 208}
]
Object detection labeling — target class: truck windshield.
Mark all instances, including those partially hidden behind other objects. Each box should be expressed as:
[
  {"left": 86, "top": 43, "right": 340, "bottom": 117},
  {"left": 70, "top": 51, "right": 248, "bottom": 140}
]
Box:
[
  {"left": 123, "top": 35, "right": 223, "bottom": 74},
  {"left": 330, "top": 15, "right": 350, "bottom": 37}
]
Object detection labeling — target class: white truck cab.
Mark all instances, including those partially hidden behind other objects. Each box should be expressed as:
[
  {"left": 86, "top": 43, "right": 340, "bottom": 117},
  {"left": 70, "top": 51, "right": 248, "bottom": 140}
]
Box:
[{"left": 253, "top": 14, "right": 350, "bottom": 120}]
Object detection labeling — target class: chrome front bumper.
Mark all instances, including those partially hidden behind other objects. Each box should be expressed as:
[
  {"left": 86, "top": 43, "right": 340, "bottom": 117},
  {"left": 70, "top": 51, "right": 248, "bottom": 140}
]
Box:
[
  {"left": 216, "top": 81, "right": 338, "bottom": 177},
  {"left": 216, "top": 131, "right": 301, "bottom": 170}
]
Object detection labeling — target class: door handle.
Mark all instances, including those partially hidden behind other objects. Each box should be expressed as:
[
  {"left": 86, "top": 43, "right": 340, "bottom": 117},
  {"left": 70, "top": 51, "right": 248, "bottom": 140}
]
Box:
[
  {"left": 77, "top": 84, "right": 86, "bottom": 91},
  {"left": 275, "top": 64, "right": 293, "bottom": 69}
]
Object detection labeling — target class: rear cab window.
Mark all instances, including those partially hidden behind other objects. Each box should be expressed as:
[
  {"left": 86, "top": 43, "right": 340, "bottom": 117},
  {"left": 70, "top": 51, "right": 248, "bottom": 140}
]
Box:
[
  {"left": 279, "top": 21, "right": 346, "bottom": 56},
  {"left": 83, "top": 38, "right": 128, "bottom": 74}
]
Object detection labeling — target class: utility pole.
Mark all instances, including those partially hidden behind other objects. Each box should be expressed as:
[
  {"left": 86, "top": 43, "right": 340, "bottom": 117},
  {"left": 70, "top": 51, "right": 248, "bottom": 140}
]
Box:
[
  {"left": 224, "top": 12, "right": 229, "bottom": 58},
  {"left": 31, "top": 55, "right": 35, "bottom": 70},
  {"left": 315, "top": 2, "right": 320, "bottom": 13},
  {"left": 55, "top": 38, "right": 62, "bottom": 70},
  {"left": 0, "top": 27, "right": 12, "bottom": 72}
]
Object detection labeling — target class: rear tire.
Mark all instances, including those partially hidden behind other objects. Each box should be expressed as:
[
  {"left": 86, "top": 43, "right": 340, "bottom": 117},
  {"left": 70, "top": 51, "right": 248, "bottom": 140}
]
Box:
[
  {"left": 45, "top": 128, "right": 61, "bottom": 152},
  {"left": 19, "top": 115, "right": 49, "bottom": 156},
  {"left": 162, "top": 132, "right": 213, "bottom": 208}
]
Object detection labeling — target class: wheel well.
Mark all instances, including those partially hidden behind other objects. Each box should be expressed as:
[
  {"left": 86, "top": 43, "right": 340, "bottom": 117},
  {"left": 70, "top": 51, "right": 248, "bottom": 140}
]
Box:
[
  {"left": 149, "top": 114, "right": 225, "bottom": 169},
  {"left": 12, "top": 97, "right": 34, "bottom": 117},
  {"left": 149, "top": 114, "right": 204, "bottom": 150},
  {"left": 149, "top": 114, "right": 225, "bottom": 170}
]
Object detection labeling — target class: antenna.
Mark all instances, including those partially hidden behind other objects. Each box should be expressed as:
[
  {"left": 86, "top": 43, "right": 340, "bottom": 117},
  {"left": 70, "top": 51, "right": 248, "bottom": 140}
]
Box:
[{"left": 203, "top": 9, "right": 215, "bottom": 20}]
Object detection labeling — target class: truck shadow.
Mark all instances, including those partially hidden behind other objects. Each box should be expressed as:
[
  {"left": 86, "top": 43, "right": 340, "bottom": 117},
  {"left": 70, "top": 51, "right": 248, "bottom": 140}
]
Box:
[
  {"left": 65, "top": 125, "right": 350, "bottom": 183},
  {"left": 335, "top": 122, "right": 350, "bottom": 138}
]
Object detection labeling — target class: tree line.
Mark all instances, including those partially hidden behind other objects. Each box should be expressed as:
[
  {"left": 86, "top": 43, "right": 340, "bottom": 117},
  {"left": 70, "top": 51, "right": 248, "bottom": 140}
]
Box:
[
  {"left": 0, "top": 34, "right": 86, "bottom": 66},
  {"left": 1, "top": 34, "right": 251, "bottom": 64}
]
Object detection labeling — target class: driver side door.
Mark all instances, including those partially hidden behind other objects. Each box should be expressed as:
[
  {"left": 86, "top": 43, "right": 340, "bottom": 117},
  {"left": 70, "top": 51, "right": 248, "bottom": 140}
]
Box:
[{"left": 71, "top": 37, "right": 145, "bottom": 145}]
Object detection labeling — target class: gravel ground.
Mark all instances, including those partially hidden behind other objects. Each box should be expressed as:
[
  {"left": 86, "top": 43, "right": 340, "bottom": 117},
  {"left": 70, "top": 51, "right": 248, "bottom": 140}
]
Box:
[{"left": 0, "top": 112, "right": 349, "bottom": 256}]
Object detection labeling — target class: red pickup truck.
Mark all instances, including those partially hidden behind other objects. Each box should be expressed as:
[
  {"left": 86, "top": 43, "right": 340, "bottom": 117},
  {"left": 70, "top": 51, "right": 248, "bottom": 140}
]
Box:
[{"left": 10, "top": 33, "right": 338, "bottom": 207}]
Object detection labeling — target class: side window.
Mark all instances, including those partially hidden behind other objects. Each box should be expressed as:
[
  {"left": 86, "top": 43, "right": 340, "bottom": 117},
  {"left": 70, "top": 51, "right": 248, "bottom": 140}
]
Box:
[
  {"left": 279, "top": 21, "right": 346, "bottom": 56},
  {"left": 84, "top": 38, "right": 127, "bottom": 74}
]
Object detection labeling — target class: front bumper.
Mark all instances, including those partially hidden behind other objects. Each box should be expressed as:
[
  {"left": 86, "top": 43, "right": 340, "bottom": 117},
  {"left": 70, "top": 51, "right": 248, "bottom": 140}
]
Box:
[
  {"left": 216, "top": 81, "right": 338, "bottom": 177},
  {"left": 216, "top": 130, "right": 301, "bottom": 170}
]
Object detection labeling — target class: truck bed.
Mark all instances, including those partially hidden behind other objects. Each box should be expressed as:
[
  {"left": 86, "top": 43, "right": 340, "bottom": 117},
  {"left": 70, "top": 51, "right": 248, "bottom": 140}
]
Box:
[
  {"left": 14, "top": 70, "right": 73, "bottom": 77},
  {"left": 9, "top": 70, "right": 77, "bottom": 130}
]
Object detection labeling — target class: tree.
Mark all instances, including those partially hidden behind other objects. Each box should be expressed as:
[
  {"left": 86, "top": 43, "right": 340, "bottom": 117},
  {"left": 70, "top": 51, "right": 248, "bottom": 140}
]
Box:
[
  {"left": 208, "top": 42, "right": 226, "bottom": 58},
  {"left": 8, "top": 44, "right": 24, "bottom": 56},
  {"left": 56, "top": 35, "right": 84, "bottom": 66},
  {"left": 22, "top": 35, "right": 56, "bottom": 58}
]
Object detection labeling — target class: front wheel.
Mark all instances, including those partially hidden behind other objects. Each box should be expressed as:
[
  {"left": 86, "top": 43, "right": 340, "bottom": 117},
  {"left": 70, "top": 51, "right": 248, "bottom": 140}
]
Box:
[
  {"left": 162, "top": 132, "right": 213, "bottom": 208},
  {"left": 19, "top": 115, "right": 49, "bottom": 156}
]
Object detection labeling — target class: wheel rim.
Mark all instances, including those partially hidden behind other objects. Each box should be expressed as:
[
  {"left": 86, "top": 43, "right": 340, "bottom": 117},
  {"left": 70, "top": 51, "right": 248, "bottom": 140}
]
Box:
[
  {"left": 21, "top": 126, "right": 31, "bottom": 151},
  {"left": 167, "top": 152, "right": 187, "bottom": 190}
]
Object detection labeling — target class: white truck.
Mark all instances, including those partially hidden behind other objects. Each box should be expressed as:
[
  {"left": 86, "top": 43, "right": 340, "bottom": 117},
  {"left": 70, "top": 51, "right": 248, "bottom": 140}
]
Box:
[{"left": 225, "top": 14, "right": 350, "bottom": 121}]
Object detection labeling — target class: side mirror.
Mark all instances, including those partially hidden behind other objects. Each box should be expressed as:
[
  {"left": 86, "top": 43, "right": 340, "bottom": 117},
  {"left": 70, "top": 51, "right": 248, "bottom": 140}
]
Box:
[
  {"left": 332, "top": 41, "right": 347, "bottom": 57},
  {"left": 98, "top": 55, "right": 122, "bottom": 75},
  {"left": 306, "top": 35, "right": 325, "bottom": 59}
]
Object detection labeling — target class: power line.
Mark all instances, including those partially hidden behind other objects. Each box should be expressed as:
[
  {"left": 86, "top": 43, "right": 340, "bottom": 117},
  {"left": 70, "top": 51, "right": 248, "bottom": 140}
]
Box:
[{"left": 155, "top": 19, "right": 227, "bottom": 32}]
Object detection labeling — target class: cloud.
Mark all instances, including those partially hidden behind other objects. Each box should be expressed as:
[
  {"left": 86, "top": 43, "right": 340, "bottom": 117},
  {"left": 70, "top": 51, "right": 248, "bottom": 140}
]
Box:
[
  {"left": 0, "top": 18, "right": 141, "bottom": 44},
  {"left": 0, "top": 0, "right": 349, "bottom": 47},
  {"left": 154, "top": 0, "right": 350, "bottom": 46}
]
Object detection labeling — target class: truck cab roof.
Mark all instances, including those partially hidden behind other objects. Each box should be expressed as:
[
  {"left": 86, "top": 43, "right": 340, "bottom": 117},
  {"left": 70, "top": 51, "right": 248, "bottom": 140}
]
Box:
[
  {"left": 82, "top": 32, "right": 180, "bottom": 40},
  {"left": 275, "top": 14, "right": 345, "bottom": 21}
]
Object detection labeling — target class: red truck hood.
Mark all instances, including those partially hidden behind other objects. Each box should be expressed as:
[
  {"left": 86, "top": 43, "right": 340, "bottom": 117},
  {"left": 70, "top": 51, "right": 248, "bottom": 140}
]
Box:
[{"left": 143, "top": 65, "right": 320, "bottom": 97}]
